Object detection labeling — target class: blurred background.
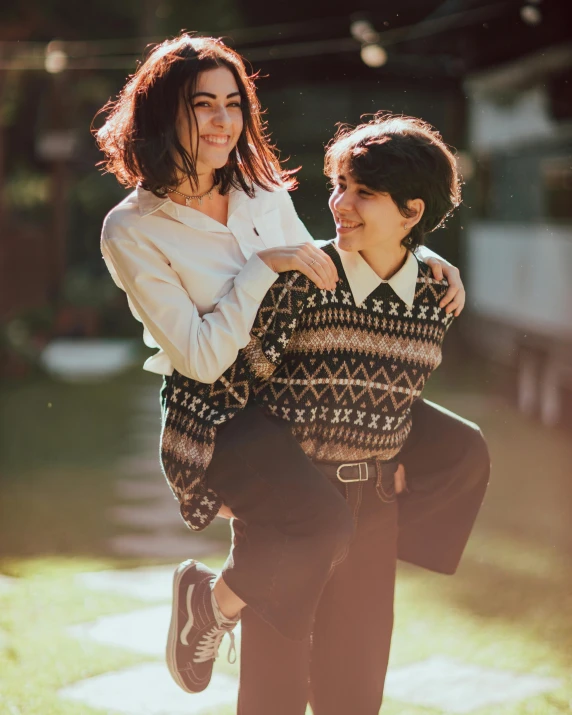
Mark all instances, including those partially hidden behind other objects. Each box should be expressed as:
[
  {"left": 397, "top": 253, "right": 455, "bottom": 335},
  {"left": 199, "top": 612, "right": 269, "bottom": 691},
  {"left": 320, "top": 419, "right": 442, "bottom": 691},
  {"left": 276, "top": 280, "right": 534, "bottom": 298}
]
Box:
[{"left": 1, "top": 2, "right": 571, "bottom": 714}]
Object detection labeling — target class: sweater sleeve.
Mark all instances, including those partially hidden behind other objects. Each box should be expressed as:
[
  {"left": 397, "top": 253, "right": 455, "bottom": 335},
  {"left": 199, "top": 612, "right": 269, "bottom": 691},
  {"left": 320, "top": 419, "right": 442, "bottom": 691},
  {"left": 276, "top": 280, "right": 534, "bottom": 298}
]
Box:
[{"left": 160, "top": 269, "right": 316, "bottom": 532}]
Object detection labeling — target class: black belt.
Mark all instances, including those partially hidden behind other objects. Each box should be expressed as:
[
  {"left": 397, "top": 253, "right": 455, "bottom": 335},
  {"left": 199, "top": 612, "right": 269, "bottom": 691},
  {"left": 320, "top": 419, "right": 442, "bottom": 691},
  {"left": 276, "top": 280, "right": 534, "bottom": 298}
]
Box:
[{"left": 314, "top": 459, "right": 398, "bottom": 484}]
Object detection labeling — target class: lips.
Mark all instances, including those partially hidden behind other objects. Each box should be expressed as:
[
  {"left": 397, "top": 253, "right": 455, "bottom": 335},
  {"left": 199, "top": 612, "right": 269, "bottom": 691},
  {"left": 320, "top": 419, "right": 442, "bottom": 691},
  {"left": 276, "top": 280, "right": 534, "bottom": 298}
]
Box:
[
  {"left": 336, "top": 218, "right": 362, "bottom": 232},
  {"left": 334, "top": 212, "right": 362, "bottom": 230},
  {"left": 201, "top": 135, "right": 230, "bottom": 145}
]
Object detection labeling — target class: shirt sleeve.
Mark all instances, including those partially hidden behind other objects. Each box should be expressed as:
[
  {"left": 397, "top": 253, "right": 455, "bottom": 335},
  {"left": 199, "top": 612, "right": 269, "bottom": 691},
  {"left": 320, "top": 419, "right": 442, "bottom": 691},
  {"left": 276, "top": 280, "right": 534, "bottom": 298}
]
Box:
[
  {"left": 101, "top": 223, "right": 279, "bottom": 383},
  {"left": 415, "top": 244, "right": 453, "bottom": 266}
]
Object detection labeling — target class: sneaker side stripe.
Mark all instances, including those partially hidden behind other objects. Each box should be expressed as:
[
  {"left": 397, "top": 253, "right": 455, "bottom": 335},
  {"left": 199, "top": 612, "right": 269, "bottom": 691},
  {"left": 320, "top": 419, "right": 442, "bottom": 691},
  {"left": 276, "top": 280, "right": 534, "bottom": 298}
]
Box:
[{"left": 180, "top": 584, "right": 195, "bottom": 646}]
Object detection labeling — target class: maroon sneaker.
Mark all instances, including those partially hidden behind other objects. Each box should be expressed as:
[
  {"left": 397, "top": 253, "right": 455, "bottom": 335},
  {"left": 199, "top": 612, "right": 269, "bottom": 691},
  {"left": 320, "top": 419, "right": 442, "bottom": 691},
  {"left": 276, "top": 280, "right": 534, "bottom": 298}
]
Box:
[{"left": 166, "top": 559, "right": 237, "bottom": 693}]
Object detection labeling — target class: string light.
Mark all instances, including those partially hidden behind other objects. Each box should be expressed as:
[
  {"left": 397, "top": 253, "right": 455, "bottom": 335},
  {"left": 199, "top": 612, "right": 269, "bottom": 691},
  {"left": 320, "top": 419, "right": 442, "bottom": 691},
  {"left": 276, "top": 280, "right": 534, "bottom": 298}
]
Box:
[
  {"left": 44, "top": 40, "right": 68, "bottom": 73},
  {"left": 350, "top": 18, "right": 388, "bottom": 68}
]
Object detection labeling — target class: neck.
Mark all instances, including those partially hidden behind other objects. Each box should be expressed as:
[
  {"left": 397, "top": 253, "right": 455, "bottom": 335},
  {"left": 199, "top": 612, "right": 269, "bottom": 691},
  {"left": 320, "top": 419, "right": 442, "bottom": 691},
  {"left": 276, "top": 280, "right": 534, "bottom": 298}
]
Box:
[
  {"left": 360, "top": 242, "right": 408, "bottom": 281},
  {"left": 173, "top": 170, "right": 216, "bottom": 198}
]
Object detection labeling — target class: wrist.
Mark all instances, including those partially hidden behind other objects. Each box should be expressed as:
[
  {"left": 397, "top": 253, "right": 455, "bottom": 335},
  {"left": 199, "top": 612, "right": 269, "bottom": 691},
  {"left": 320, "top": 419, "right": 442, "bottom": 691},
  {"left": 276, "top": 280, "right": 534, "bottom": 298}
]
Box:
[{"left": 257, "top": 248, "right": 276, "bottom": 272}]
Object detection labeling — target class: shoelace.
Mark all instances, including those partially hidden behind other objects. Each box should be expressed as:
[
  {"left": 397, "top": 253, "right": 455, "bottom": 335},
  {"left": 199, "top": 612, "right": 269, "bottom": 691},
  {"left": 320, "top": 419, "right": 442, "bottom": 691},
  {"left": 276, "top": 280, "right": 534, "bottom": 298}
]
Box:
[
  {"left": 180, "top": 583, "right": 237, "bottom": 665},
  {"left": 193, "top": 625, "right": 236, "bottom": 665}
]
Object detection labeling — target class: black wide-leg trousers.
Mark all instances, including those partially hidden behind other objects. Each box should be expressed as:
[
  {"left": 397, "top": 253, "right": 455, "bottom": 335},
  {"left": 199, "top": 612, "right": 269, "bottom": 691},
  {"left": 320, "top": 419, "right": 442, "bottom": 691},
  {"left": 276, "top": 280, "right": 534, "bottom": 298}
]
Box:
[{"left": 205, "top": 398, "right": 490, "bottom": 714}]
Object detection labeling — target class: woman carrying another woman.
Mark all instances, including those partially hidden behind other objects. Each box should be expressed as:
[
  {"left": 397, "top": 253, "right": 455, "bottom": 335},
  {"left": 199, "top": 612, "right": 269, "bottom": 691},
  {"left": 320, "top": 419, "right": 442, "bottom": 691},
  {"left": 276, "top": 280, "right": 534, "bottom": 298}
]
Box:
[{"left": 95, "top": 34, "right": 488, "bottom": 714}]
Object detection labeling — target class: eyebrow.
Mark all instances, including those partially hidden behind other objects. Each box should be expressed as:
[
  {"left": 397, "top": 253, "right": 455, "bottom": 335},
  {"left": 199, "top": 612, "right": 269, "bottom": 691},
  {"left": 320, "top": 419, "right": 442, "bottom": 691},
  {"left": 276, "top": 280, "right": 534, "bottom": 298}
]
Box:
[
  {"left": 191, "top": 91, "right": 241, "bottom": 99},
  {"left": 337, "top": 174, "right": 371, "bottom": 189}
]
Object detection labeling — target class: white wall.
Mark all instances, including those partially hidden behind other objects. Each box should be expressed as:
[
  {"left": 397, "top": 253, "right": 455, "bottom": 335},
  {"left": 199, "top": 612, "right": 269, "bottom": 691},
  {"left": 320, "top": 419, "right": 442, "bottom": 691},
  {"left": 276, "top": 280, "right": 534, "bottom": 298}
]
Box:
[{"left": 467, "top": 222, "right": 572, "bottom": 340}]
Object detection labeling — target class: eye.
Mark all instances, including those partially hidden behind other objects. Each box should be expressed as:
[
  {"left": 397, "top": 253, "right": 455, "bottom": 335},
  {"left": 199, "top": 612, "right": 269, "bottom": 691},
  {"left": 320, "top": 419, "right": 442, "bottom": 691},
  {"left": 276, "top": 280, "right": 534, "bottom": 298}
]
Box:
[
  {"left": 228, "top": 101, "right": 242, "bottom": 108},
  {"left": 193, "top": 102, "right": 210, "bottom": 108},
  {"left": 359, "top": 189, "right": 373, "bottom": 197}
]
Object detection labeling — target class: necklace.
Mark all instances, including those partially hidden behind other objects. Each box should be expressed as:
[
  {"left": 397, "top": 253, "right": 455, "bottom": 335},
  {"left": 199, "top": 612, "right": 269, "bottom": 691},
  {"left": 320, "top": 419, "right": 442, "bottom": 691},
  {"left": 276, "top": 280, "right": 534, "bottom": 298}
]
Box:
[{"left": 168, "top": 182, "right": 216, "bottom": 207}]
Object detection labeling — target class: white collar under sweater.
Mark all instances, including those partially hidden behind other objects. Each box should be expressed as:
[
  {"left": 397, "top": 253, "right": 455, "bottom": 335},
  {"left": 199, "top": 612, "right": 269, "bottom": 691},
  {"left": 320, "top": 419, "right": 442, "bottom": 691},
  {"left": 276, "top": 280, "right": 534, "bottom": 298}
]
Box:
[{"left": 334, "top": 240, "right": 419, "bottom": 309}]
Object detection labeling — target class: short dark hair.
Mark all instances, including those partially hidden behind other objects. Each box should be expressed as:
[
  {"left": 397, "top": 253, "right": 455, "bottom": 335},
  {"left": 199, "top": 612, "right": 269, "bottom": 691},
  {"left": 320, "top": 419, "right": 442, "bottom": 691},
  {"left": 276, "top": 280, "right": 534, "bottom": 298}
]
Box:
[
  {"left": 93, "top": 34, "right": 295, "bottom": 197},
  {"left": 324, "top": 112, "right": 461, "bottom": 251}
]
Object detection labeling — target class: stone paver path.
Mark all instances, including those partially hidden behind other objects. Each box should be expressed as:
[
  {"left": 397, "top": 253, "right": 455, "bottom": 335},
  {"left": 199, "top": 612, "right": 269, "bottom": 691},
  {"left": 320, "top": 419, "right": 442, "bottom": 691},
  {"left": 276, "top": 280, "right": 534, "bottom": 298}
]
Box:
[
  {"left": 59, "top": 563, "right": 563, "bottom": 715},
  {"left": 384, "top": 655, "right": 562, "bottom": 713},
  {"left": 107, "top": 383, "right": 221, "bottom": 560},
  {"left": 57, "top": 387, "right": 563, "bottom": 713},
  {"left": 0, "top": 574, "right": 16, "bottom": 594},
  {"left": 59, "top": 664, "right": 238, "bottom": 715},
  {"left": 61, "top": 564, "right": 241, "bottom": 714}
]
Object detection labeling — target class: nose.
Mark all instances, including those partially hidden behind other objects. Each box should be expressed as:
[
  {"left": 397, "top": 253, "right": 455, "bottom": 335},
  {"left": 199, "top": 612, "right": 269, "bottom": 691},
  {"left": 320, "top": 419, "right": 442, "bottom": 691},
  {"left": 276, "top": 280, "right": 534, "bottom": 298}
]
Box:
[
  {"left": 212, "top": 104, "right": 231, "bottom": 129},
  {"left": 332, "top": 189, "right": 352, "bottom": 215}
]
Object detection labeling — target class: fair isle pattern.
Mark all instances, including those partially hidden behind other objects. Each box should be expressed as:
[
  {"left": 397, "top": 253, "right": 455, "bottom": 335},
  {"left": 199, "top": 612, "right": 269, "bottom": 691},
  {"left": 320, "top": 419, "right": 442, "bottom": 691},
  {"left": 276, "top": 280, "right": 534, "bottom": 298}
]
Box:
[
  {"left": 160, "top": 243, "right": 454, "bottom": 531},
  {"left": 254, "top": 251, "right": 454, "bottom": 464},
  {"left": 159, "top": 270, "right": 311, "bottom": 530}
]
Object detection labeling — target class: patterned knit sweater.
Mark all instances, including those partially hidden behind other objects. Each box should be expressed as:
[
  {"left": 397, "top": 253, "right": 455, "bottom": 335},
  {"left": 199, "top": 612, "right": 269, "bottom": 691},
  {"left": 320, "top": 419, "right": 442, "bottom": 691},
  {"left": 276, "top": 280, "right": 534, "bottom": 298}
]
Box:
[{"left": 160, "top": 242, "right": 455, "bottom": 531}]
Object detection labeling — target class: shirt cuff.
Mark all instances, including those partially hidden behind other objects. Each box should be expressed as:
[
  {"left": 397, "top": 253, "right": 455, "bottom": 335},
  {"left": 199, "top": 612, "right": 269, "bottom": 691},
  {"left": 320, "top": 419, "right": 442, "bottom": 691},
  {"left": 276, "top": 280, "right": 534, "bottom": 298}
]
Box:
[
  {"left": 415, "top": 245, "right": 451, "bottom": 266},
  {"left": 234, "top": 253, "right": 279, "bottom": 302}
]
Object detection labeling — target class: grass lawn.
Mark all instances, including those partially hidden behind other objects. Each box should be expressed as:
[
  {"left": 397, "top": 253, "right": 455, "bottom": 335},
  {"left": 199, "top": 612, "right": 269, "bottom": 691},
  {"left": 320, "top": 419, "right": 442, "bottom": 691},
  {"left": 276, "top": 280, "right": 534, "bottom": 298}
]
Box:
[{"left": 1, "top": 371, "right": 571, "bottom": 714}]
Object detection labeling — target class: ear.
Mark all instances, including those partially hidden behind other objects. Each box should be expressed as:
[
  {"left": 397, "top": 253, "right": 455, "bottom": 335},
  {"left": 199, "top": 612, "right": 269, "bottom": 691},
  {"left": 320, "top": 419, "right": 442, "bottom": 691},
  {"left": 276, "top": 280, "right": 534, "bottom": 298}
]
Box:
[{"left": 406, "top": 198, "right": 425, "bottom": 227}]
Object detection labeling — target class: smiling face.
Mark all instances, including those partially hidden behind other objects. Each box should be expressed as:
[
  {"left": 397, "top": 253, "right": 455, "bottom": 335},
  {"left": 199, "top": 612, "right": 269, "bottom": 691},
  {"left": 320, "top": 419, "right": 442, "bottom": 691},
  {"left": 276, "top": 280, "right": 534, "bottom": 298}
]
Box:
[
  {"left": 329, "top": 170, "right": 422, "bottom": 254},
  {"left": 176, "top": 65, "right": 244, "bottom": 180}
]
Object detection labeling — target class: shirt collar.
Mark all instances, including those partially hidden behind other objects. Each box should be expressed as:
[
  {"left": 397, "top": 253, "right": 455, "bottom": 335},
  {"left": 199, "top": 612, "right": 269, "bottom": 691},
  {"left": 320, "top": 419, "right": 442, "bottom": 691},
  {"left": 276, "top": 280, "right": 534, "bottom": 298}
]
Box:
[
  {"left": 334, "top": 241, "right": 418, "bottom": 308},
  {"left": 136, "top": 185, "right": 171, "bottom": 217},
  {"left": 136, "top": 184, "right": 251, "bottom": 231}
]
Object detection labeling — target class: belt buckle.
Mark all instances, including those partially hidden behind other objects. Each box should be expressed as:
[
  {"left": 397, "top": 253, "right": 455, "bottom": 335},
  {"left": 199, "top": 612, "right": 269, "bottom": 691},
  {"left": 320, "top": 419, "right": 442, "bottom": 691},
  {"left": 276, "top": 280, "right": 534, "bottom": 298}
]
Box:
[{"left": 336, "top": 462, "right": 369, "bottom": 483}]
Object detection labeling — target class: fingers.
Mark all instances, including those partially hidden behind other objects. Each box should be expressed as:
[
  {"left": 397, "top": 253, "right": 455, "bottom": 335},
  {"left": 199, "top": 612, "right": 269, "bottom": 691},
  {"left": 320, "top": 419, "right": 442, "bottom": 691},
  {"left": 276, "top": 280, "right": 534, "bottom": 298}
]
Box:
[
  {"left": 440, "top": 285, "right": 459, "bottom": 312},
  {"left": 426, "top": 257, "right": 444, "bottom": 282},
  {"left": 440, "top": 283, "right": 466, "bottom": 316},
  {"left": 394, "top": 464, "right": 407, "bottom": 495},
  {"left": 443, "top": 291, "right": 465, "bottom": 316},
  {"left": 217, "top": 504, "right": 234, "bottom": 519},
  {"left": 305, "top": 244, "right": 338, "bottom": 289},
  {"left": 437, "top": 265, "right": 465, "bottom": 316},
  {"left": 297, "top": 245, "right": 338, "bottom": 290}
]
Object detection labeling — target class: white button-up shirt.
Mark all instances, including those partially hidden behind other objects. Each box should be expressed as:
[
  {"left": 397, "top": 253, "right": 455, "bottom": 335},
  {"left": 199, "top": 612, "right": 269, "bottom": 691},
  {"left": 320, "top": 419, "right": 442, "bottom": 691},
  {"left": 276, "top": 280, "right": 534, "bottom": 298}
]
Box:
[{"left": 101, "top": 185, "right": 314, "bottom": 382}]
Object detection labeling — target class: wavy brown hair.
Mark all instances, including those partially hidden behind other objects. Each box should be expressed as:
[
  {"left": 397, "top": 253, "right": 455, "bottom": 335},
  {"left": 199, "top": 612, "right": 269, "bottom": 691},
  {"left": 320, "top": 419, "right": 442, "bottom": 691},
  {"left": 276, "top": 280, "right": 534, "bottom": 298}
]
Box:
[
  {"left": 324, "top": 112, "right": 461, "bottom": 251},
  {"left": 93, "top": 34, "right": 295, "bottom": 197}
]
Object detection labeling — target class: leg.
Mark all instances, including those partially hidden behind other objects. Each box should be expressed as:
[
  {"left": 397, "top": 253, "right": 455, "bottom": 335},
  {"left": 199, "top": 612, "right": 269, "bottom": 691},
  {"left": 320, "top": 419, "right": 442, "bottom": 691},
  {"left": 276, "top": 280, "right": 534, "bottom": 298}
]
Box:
[
  {"left": 208, "top": 404, "right": 355, "bottom": 640},
  {"left": 212, "top": 573, "right": 246, "bottom": 620},
  {"left": 309, "top": 478, "right": 399, "bottom": 715},
  {"left": 398, "top": 398, "right": 491, "bottom": 574},
  {"left": 238, "top": 606, "right": 310, "bottom": 715}
]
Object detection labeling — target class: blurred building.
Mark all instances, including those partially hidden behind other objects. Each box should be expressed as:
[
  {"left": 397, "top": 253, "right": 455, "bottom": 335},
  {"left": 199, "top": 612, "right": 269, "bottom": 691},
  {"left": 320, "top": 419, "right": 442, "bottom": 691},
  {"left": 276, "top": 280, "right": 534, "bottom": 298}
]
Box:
[
  {"left": 464, "top": 44, "right": 572, "bottom": 426},
  {"left": 0, "top": 0, "right": 570, "bottom": 386}
]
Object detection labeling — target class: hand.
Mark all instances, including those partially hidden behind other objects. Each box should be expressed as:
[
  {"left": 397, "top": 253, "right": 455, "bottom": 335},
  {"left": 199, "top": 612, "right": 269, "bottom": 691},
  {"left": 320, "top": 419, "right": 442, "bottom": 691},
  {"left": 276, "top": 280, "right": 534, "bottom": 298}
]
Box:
[
  {"left": 394, "top": 464, "right": 407, "bottom": 495},
  {"left": 258, "top": 243, "right": 338, "bottom": 291},
  {"left": 424, "top": 258, "right": 465, "bottom": 316},
  {"left": 217, "top": 503, "right": 235, "bottom": 520}
]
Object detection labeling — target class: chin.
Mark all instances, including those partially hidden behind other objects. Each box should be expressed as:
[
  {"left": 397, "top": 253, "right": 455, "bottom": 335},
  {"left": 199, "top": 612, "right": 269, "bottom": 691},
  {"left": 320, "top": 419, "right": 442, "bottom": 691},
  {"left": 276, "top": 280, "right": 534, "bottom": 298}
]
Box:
[
  {"left": 337, "top": 235, "right": 361, "bottom": 252},
  {"left": 199, "top": 150, "right": 234, "bottom": 171}
]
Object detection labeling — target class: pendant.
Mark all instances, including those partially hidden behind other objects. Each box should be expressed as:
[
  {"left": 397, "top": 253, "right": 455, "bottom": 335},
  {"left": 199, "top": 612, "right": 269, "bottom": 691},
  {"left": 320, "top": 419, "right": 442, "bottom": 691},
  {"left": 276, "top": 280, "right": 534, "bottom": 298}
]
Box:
[
  {"left": 198, "top": 196, "right": 203, "bottom": 206},
  {"left": 185, "top": 197, "right": 192, "bottom": 207}
]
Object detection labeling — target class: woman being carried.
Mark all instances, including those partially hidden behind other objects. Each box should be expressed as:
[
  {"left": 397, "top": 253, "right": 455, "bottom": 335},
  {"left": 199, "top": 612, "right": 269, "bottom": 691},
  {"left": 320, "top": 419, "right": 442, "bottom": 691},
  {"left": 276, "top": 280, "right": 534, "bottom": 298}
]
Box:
[{"left": 95, "top": 34, "right": 487, "bottom": 714}]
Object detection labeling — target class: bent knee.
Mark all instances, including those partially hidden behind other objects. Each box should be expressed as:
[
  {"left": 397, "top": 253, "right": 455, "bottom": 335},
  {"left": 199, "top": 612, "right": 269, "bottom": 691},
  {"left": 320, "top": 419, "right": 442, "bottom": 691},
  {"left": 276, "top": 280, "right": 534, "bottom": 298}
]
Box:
[{"left": 463, "top": 425, "right": 491, "bottom": 490}]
